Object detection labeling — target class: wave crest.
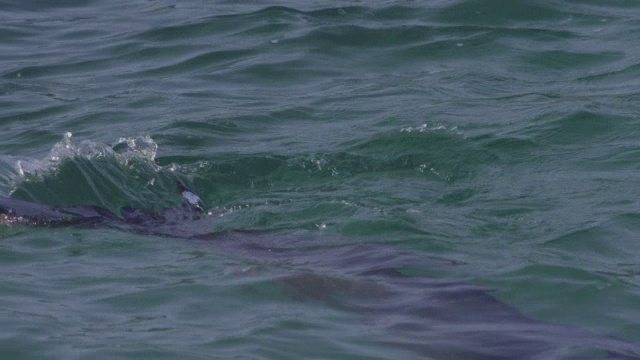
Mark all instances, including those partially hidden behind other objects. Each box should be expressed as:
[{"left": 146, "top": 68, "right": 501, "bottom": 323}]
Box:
[
  {"left": 14, "top": 132, "right": 159, "bottom": 179},
  {"left": 4, "top": 133, "right": 184, "bottom": 211}
]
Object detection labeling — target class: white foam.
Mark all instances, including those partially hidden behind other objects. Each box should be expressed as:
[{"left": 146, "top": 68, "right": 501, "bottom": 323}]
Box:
[
  {"left": 113, "top": 135, "right": 158, "bottom": 161},
  {"left": 400, "top": 123, "right": 462, "bottom": 135}
]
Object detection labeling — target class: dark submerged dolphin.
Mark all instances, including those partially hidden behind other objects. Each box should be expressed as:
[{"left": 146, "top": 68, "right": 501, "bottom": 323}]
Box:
[
  {"left": 264, "top": 243, "right": 640, "bottom": 359},
  {"left": 1, "top": 188, "right": 640, "bottom": 359},
  {"left": 0, "top": 193, "right": 122, "bottom": 227},
  {"left": 0, "top": 182, "right": 206, "bottom": 231}
]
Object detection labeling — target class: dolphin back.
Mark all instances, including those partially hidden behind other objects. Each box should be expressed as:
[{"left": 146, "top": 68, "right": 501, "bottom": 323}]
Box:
[{"left": 0, "top": 195, "right": 119, "bottom": 227}]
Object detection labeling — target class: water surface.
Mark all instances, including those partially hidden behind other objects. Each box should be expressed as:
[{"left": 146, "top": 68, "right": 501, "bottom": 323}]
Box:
[{"left": 2, "top": 0, "right": 640, "bottom": 358}]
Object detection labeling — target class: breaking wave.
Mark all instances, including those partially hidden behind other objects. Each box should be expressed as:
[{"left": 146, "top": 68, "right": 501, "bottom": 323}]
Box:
[{"left": 2, "top": 132, "right": 188, "bottom": 212}]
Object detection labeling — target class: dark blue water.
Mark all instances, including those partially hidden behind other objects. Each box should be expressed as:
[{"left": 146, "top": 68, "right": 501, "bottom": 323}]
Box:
[{"left": 2, "top": 1, "right": 640, "bottom": 358}]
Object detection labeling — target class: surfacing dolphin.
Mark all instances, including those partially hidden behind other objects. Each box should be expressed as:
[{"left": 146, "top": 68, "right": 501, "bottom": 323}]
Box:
[
  {"left": 1, "top": 186, "right": 640, "bottom": 359},
  {"left": 0, "top": 182, "right": 208, "bottom": 233}
]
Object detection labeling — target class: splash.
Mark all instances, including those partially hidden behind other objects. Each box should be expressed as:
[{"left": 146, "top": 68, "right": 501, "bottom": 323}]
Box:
[
  {"left": 4, "top": 133, "right": 172, "bottom": 210},
  {"left": 13, "top": 132, "right": 159, "bottom": 180},
  {"left": 400, "top": 122, "right": 462, "bottom": 136},
  {"left": 112, "top": 135, "right": 158, "bottom": 161}
]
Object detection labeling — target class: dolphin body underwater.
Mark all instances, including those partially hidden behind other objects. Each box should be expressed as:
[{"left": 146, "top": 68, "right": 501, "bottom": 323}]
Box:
[
  {"left": 0, "top": 183, "right": 206, "bottom": 231},
  {"left": 1, "top": 186, "right": 640, "bottom": 359}
]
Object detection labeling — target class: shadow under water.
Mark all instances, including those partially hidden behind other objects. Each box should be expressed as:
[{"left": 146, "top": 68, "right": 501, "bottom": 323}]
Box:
[{"left": 1, "top": 195, "right": 639, "bottom": 359}]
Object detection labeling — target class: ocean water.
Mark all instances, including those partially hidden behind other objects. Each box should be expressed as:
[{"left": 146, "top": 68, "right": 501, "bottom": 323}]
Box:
[{"left": 2, "top": 0, "right": 640, "bottom": 358}]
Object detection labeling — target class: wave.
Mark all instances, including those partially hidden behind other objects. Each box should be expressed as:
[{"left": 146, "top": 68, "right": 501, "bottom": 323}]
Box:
[
  {"left": 2, "top": 132, "right": 181, "bottom": 213},
  {"left": 0, "top": 124, "right": 493, "bottom": 233}
]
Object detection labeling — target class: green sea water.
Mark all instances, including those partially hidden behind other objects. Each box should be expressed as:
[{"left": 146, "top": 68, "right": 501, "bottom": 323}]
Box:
[{"left": 2, "top": 1, "right": 640, "bottom": 358}]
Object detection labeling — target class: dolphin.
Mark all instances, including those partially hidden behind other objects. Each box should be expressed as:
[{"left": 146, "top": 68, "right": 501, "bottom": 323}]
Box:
[
  {"left": 1, "top": 186, "right": 639, "bottom": 359},
  {"left": 0, "top": 182, "right": 206, "bottom": 229}
]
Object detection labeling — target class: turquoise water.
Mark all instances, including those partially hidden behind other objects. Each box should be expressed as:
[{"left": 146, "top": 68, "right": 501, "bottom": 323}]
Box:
[{"left": 2, "top": 1, "right": 640, "bottom": 358}]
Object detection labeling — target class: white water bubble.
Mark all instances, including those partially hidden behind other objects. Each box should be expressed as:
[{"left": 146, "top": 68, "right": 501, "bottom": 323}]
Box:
[
  {"left": 15, "top": 160, "right": 24, "bottom": 176},
  {"left": 400, "top": 123, "right": 463, "bottom": 136},
  {"left": 112, "top": 135, "right": 158, "bottom": 161},
  {"left": 63, "top": 132, "right": 72, "bottom": 145}
]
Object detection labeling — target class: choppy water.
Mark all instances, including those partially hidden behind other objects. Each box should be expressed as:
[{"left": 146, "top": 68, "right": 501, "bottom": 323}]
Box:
[{"left": 2, "top": 0, "right": 640, "bottom": 358}]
